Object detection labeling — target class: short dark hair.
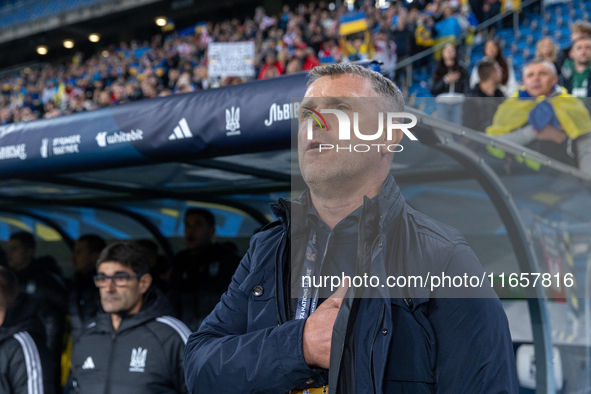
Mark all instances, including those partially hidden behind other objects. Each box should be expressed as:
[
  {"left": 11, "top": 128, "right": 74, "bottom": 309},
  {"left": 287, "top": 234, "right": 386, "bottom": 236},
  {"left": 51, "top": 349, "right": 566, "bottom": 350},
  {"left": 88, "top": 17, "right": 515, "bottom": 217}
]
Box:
[
  {"left": 307, "top": 63, "right": 405, "bottom": 113},
  {"left": 477, "top": 60, "right": 498, "bottom": 82},
  {"left": 96, "top": 241, "right": 151, "bottom": 275},
  {"left": 78, "top": 234, "right": 107, "bottom": 255},
  {"left": 9, "top": 231, "right": 35, "bottom": 251},
  {"left": 0, "top": 266, "right": 19, "bottom": 306},
  {"left": 185, "top": 208, "right": 215, "bottom": 228}
]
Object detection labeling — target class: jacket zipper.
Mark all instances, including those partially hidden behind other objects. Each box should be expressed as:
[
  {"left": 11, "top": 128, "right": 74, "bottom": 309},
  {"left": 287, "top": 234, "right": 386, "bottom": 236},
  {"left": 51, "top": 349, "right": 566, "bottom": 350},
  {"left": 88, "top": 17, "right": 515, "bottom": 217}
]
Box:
[
  {"left": 370, "top": 303, "right": 386, "bottom": 394},
  {"left": 332, "top": 199, "right": 368, "bottom": 393},
  {"left": 103, "top": 332, "right": 117, "bottom": 394},
  {"left": 275, "top": 231, "right": 287, "bottom": 325}
]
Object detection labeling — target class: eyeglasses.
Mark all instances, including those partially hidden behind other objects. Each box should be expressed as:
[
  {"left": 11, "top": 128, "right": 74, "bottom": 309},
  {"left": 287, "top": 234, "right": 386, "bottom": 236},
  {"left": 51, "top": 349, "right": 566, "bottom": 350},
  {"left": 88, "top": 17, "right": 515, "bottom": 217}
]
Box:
[{"left": 93, "top": 272, "right": 143, "bottom": 288}]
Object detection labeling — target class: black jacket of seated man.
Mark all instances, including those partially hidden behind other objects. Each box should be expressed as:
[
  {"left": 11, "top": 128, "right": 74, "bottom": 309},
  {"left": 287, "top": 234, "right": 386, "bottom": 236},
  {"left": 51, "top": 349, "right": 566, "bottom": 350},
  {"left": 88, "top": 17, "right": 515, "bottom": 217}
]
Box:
[
  {"left": 169, "top": 242, "right": 241, "bottom": 332},
  {"left": 69, "top": 287, "right": 188, "bottom": 394},
  {"left": 69, "top": 241, "right": 189, "bottom": 394},
  {"left": 0, "top": 292, "right": 58, "bottom": 394},
  {"left": 7, "top": 232, "right": 67, "bottom": 369}
]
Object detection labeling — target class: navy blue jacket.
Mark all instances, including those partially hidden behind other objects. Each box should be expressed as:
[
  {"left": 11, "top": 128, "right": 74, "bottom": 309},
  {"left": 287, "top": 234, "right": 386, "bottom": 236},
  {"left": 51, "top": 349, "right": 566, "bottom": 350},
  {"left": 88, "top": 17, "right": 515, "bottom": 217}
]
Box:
[{"left": 184, "top": 175, "right": 518, "bottom": 393}]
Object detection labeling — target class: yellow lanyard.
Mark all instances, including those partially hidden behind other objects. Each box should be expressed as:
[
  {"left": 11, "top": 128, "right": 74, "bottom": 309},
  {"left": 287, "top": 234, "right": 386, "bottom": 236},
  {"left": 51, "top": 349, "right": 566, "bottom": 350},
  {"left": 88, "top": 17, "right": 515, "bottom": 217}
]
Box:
[{"left": 292, "top": 386, "right": 328, "bottom": 394}]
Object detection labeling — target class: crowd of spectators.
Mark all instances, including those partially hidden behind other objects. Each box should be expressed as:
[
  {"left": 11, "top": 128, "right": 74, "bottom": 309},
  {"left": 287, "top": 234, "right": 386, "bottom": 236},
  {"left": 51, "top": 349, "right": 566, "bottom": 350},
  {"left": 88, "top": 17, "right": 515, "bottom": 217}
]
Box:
[
  {"left": 1, "top": 0, "right": 590, "bottom": 171},
  {"left": 0, "top": 0, "right": 486, "bottom": 125}
]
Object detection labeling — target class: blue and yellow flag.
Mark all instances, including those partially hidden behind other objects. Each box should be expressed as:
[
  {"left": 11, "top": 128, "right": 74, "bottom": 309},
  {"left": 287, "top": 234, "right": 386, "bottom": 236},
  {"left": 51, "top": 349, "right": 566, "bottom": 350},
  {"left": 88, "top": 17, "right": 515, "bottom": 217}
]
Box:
[{"left": 339, "top": 12, "right": 367, "bottom": 36}]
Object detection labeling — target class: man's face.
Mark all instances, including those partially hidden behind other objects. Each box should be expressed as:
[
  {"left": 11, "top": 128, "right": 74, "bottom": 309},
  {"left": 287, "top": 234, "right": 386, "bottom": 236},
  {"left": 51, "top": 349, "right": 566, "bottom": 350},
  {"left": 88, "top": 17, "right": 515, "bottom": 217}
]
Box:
[
  {"left": 570, "top": 38, "right": 591, "bottom": 66},
  {"left": 298, "top": 75, "right": 397, "bottom": 188},
  {"left": 184, "top": 213, "right": 214, "bottom": 250},
  {"left": 72, "top": 240, "right": 99, "bottom": 274},
  {"left": 523, "top": 63, "right": 558, "bottom": 97},
  {"left": 6, "top": 240, "right": 34, "bottom": 271},
  {"left": 97, "top": 262, "right": 149, "bottom": 314}
]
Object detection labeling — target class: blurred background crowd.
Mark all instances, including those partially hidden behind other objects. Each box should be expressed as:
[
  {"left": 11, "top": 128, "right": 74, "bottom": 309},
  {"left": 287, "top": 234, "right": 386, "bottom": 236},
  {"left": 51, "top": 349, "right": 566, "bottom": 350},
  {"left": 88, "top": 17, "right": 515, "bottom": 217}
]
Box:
[{"left": 0, "top": 0, "right": 506, "bottom": 124}]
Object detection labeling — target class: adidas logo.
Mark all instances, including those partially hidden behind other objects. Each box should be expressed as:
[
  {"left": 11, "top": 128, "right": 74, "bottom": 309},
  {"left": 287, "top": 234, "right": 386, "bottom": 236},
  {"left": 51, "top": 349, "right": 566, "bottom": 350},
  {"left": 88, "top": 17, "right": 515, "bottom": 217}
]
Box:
[
  {"left": 168, "top": 118, "right": 193, "bottom": 140},
  {"left": 82, "top": 356, "right": 95, "bottom": 370}
]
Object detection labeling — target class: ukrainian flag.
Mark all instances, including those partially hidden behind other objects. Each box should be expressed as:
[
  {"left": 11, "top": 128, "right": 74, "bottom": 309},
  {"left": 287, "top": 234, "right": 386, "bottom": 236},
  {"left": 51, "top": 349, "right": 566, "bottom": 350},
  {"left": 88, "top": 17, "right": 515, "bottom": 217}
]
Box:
[{"left": 339, "top": 12, "right": 368, "bottom": 36}]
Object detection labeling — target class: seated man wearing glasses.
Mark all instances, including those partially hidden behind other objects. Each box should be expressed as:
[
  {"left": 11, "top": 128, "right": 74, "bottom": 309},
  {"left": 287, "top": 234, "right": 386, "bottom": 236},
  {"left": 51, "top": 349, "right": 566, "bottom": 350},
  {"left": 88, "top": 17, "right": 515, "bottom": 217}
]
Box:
[{"left": 68, "top": 241, "right": 190, "bottom": 394}]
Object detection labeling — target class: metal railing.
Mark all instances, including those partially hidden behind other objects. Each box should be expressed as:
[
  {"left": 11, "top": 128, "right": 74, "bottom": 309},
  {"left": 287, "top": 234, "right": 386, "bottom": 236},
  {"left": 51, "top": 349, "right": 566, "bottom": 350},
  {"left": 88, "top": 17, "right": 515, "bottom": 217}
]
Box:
[{"left": 395, "top": 0, "right": 542, "bottom": 88}]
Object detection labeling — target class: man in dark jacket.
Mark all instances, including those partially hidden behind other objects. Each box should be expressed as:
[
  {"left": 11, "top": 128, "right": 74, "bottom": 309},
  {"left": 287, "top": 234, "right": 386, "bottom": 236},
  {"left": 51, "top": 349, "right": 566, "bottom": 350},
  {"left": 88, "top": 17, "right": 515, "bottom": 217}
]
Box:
[
  {"left": 0, "top": 266, "right": 57, "bottom": 394},
  {"left": 69, "top": 241, "right": 189, "bottom": 394},
  {"left": 463, "top": 59, "right": 505, "bottom": 132},
  {"left": 184, "top": 64, "right": 518, "bottom": 393},
  {"left": 169, "top": 208, "right": 241, "bottom": 331},
  {"left": 7, "top": 232, "right": 67, "bottom": 368},
  {"left": 68, "top": 235, "right": 106, "bottom": 339}
]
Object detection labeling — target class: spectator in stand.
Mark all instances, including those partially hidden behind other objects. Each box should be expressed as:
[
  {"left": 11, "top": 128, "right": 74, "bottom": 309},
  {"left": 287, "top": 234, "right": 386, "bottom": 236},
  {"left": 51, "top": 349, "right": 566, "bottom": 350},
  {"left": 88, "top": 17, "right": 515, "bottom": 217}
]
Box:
[
  {"left": 559, "top": 35, "right": 591, "bottom": 98},
  {"left": 434, "top": 4, "right": 463, "bottom": 43},
  {"left": 483, "top": 0, "right": 503, "bottom": 33},
  {"left": 373, "top": 28, "right": 397, "bottom": 80},
  {"left": 390, "top": 9, "right": 414, "bottom": 61},
  {"left": 0, "top": 266, "right": 57, "bottom": 394},
  {"left": 536, "top": 37, "right": 559, "bottom": 69},
  {"left": 431, "top": 42, "right": 470, "bottom": 124},
  {"left": 487, "top": 59, "right": 591, "bottom": 172},
  {"left": 470, "top": 39, "right": 517, "bottom": 97},
  {"left": 258, "top": 49, "right": 284, "bottom": 80},
  {"left": 294, "top": 42, "right": 321, "bottom": 71},
  {"left": 463, "top": 60, "right": 505, "bottom": 132},
  {"left": 556, "top": 21, "right": 591, "bottom": 75},
  {"left": 286, "top": 58, "right": 303, "bottom": 74},
  {"left": 341, "top": 30, "right": 375, "bottom": 61},
  {"left": 6, "top": 232, "right": 67, "bottom": 380}
]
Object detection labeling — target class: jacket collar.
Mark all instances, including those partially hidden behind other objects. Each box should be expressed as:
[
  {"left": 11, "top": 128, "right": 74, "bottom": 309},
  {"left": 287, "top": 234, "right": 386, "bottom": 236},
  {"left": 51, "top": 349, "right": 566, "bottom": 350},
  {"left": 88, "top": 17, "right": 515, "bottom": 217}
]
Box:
[
  {"left": 271, "top": 174, "right": 406, "bottom": 233},
  {"left": 94, "top": 287, "right": 173, "bottom": 334}
]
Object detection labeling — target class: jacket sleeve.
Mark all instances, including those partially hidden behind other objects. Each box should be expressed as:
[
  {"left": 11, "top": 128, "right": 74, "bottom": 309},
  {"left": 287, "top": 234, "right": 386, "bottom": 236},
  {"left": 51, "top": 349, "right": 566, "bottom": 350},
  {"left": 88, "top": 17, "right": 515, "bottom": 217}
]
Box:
[
  {"left": 9, "top": 334, "right": 57, "bottom": 394},
  {"left": 428, "top": 243, "right": 519, "bottom": 393},
  {"left": 183, "top": 232, "right": 322, "bottom": 394}
]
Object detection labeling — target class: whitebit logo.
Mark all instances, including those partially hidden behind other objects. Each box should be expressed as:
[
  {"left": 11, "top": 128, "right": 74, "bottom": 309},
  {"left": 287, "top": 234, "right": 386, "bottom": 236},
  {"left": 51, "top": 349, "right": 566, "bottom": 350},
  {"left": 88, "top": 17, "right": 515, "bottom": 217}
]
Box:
[
  {"left": 225, "top": 106, "right": 240, "bottom": 136},
  {"left": 96, "top": 132, "right": 107, "bottom": 147},
  {"left": 96, "top": 130, "right": 143, "bottom": 148},
  {"left": 129, "top": 347, "right": 147, "bottom": 373},
  {"left": 40, "top": 138, "right": 49, "bottom": 158},
  {"left": 168, "top": 118, "right": 193, "bottom": 140},
  {"left": 82, "top": 356, "right": 95, "bottom": 370}
]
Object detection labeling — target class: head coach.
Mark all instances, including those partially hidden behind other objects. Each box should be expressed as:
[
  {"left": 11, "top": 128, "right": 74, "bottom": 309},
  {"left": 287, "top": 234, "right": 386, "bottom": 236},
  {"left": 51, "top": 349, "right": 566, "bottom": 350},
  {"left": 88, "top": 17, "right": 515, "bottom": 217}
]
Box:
[{"left": 183, "top": 64, "right": 518, "bottom": 393}]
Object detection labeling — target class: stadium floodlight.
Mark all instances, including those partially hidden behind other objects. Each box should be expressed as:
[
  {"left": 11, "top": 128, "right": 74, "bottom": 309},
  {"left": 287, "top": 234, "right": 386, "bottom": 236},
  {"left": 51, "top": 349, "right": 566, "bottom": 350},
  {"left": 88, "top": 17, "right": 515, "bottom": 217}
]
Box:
[
  {"left": 63, "top": 40, "right": 74, "bottom": 49},
  {"left": 36, "top": 45, "right": 48, "bottom": 55},
  {"left": 89, "top": 33, "right": 100, "bottom": 43},
  {"left": 155, "top": 17, "right": 167, "bottom": 27}
]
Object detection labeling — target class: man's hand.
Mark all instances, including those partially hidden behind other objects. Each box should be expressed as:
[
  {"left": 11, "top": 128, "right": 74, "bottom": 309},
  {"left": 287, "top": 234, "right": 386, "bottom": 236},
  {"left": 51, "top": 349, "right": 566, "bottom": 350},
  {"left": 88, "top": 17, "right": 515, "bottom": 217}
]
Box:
[
  {"left": 536, "top": 125, "right": 567, "bottom": 144},
  {"left": 302, "top": 284, "right": 349, "bottom": 369}
]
